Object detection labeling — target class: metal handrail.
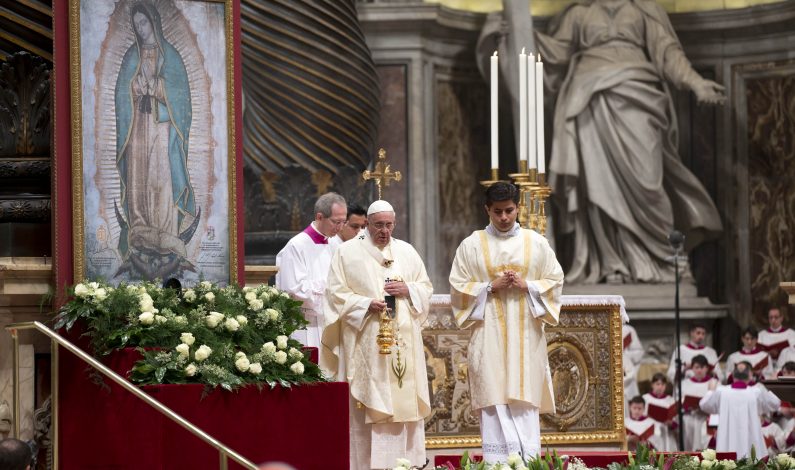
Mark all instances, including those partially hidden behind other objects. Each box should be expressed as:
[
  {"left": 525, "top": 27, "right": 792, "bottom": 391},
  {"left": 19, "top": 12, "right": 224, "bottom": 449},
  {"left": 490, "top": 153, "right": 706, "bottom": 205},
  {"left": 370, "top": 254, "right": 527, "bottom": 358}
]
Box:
[{"left": 5, "top": 321, "right": 258, "bottom": 470}]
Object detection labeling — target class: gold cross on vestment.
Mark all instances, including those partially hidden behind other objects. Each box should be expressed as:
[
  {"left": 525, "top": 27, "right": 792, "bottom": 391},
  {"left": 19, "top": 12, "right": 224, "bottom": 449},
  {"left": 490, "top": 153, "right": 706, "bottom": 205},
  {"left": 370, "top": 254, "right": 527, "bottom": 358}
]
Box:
[{"left": 362, "top": 148, "right": 402, "bottom": 199}]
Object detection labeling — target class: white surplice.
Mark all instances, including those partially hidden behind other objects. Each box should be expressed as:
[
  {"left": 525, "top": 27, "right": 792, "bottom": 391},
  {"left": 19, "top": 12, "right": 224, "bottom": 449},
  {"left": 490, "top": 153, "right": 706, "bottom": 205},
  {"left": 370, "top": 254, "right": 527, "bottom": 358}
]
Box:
[
  {"left": 643, "top": 392, "right": 678, "bottom": 451},
  {"left": 275, "top": 223, "right": 334, "bottom": 348},
  {"left": 699, "top": 383, "right": 781, "bottom": 458},
  {"left": 623, "top": 324, "right": 644, "bottom": 407},
  {"left": 759, "top": 327, "right": 795, "bottom": 368},
  {"left": 667, "top": 343, "right": 724, "bottom": 383},
  {"left": 681, "top": 376, "right": 714, "bottom": 451},
  {"left": 325, "top": 231, "right": 433, "bottom": 470},
  {"left": 449, "top": 223, "right": 564, "bottom": 463},
  {"left": 726, "top": 348, "right": 774, "bottom": 380}
]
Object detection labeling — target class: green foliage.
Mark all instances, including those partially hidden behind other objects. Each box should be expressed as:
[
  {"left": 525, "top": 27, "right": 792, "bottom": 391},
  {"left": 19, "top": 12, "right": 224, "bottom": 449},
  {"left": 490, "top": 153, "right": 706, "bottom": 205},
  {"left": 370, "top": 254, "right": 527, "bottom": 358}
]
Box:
[{"left": 53, "top": 280, "right": 324, "bottom": 390}]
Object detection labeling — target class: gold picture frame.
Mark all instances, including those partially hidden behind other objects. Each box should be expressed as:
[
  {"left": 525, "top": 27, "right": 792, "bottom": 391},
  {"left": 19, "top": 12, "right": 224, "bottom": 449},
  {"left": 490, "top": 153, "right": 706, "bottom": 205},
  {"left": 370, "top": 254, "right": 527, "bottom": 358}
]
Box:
[
  {"left": 69, "top": 0, "right": 237, "bottom": 285},
  {"left": 423, "top": 302, "right": 626, "bottom": 449}
]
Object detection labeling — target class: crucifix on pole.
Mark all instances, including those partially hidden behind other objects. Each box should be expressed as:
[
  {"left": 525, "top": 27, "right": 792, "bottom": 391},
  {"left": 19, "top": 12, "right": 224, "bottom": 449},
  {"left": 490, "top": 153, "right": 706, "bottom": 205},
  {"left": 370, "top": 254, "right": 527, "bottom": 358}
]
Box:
[{"left": 362, "top": 148, "right": 402, "bottom": 199}]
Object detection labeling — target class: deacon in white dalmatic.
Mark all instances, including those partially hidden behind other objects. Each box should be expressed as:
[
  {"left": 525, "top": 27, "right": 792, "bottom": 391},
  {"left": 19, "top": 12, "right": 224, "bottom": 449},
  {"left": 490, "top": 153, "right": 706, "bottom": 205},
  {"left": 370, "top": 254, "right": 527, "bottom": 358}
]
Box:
[
  {"left": 275, "top": 192, "right": 347, "bottom": 348},
  {"left": 449, "top": 182, "right": 564, "bottom": 464},
  {"left": 324, "top": 200, "right": 433, "bottom": 470}
]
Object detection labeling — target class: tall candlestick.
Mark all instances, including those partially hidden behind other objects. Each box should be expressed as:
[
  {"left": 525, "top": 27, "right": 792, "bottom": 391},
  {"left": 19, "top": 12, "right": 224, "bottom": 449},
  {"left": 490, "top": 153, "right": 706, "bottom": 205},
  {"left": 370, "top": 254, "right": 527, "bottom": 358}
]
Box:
[
  {"left": 490, "top": 51, "right": 499, "bottom": 170},
  {"left": 518, "top": 48, "right": 527, "bottom": 164},
  {"left": 527, "top": 53, "right": 536, "bottom": 171},
  {"left": 535, "top": 55, "right": 545, "bottom": 174}
]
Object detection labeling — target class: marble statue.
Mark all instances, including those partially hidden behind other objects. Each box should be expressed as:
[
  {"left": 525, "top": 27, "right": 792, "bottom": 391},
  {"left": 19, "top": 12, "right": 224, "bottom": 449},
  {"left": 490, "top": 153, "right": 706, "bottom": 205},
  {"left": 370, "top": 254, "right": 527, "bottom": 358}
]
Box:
[{"left": 479, "top": 0, "right": 725, "bottom": 283}]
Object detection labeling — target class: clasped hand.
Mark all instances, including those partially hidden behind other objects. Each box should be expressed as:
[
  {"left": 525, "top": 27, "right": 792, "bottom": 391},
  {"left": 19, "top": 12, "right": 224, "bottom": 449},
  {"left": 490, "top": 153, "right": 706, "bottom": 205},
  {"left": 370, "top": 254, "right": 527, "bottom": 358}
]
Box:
[
  {"left": 490, "top": 271, "right": 527, "bottom": 293},
  {"left": 368, "top": 281, "right": 408, "bottom": 314}
]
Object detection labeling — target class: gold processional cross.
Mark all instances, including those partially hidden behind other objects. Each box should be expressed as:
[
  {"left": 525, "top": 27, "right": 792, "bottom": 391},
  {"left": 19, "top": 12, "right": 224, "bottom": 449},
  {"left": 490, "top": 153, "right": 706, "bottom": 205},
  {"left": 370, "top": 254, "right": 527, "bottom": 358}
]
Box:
[{"left": 362, "top": 148, "right": 402, "bottom": 200}]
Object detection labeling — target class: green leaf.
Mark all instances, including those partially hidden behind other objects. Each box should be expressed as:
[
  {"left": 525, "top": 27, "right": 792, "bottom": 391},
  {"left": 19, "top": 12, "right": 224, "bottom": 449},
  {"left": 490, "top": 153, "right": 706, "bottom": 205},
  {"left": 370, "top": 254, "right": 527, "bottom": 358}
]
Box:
[{"left": 155, "top": 367, "right": 166, "bottom": 383}]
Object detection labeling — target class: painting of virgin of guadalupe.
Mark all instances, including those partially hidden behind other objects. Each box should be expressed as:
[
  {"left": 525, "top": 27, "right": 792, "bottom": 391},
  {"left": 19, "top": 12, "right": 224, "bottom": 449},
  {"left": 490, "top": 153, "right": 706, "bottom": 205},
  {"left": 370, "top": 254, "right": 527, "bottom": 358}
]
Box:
[
  {"left": 115, "top": 2, "right": 199, "bottom": 278},
  {"left": 77, "top": 0, "right": 232, "bottom": 285}
]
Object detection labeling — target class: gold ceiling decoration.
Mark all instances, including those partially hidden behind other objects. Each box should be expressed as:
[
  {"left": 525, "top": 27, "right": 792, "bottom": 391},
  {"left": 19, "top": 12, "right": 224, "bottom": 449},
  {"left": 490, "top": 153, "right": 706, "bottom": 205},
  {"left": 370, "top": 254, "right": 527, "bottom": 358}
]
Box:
[{"left": 425, "top": 0, "right": 788, "bottom": 16}]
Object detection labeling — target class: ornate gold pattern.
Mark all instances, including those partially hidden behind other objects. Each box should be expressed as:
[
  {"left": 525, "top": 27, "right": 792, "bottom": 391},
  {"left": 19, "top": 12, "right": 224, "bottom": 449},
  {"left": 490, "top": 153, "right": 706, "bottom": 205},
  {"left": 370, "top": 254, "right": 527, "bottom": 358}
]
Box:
[
  {"left": 423, "top": 302, "right": 625, "bottom": 448},
  {"left": 69, "top": 0, "right": 239, "bottom": 284},
  {"left": 362, "top": 148, "right": 402, "bottom": 200}
]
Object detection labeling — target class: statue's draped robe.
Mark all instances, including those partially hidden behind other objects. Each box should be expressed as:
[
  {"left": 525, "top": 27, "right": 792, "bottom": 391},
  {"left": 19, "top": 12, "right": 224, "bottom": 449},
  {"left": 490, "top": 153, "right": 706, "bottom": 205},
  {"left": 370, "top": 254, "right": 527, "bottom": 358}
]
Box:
[
  {"left": 115, "top": 15, "right": 195, "bottom": 260},
  {"left": 325, "top": 233, "right": 433, "bottom": 469},
  {"left": 450, "top": 227, "right": 563, "bottom": 412},
  {"left": 537, "top": 0, "right": 722, "bottom": 283}
]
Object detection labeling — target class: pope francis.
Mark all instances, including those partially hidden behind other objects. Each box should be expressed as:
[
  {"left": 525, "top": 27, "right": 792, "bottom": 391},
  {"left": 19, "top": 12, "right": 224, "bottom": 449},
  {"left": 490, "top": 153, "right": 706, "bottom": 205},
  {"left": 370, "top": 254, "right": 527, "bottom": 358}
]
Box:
[{"left": 324, "top": 200, "right": 433, "bottom": 470}]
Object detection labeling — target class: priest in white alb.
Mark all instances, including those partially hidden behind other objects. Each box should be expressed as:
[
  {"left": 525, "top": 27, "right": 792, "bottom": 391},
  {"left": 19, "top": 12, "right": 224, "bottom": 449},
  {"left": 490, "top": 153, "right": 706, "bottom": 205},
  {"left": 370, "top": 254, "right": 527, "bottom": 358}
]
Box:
[
  {"left": 275, "top": 192, "right": 346, "bottom": 348},
  {"left": 324, "top": 200, "right": 433, "bottom": 470},
  {"left": 449, "top": 182, "right": 564, "bottom": 463}
]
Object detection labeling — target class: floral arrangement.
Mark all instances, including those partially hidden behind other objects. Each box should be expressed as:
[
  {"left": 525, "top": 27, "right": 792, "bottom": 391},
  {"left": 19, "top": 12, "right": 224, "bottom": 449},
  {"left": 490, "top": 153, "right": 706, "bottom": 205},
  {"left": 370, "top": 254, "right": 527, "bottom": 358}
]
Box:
[
  {"left": 54, "top": 280, "right": 324, "bottom": 390},
  {"left": 404, "top": 446, "right": 795, "bottom": 470}
]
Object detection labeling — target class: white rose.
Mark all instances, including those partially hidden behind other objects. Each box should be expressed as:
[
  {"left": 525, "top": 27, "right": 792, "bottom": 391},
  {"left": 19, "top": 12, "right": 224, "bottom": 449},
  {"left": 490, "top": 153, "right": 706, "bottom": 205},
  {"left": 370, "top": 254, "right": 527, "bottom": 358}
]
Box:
[
  {"left": 507, "top": 453, "right": 521, "bottom": 466},
  {"left": 224, "top": 317, "right": 240, "bottom": 332},
  {"left": 155, "top": 315, "right": 167, "bottom": 324},
  {"left": 248, "top": 298, "right": 264, "bottom": 311},
  {"left": 185, "top": 363, "right": 197, "bottom": 377},
  {"left": 200, "top": 281, "right": 212, "bottom": 289},
  {"left": 139, "top": 294, "right": 154, "bottom": 312},
  {"left": 174, "top": 315, "right": 188, "bottom": 325},
  {"left": 720, "top": 460, "right": 737, "bottom": 470},
  {"left": 245, "top": 291, "right": 257, "bottom": 301},
  {"left": 235, "top": 351, "right": 246, "bottom": 359},
  {"left": 259, "top": 291, "right": 271, "bottom": 301},
  {"left": 395, "top": 458, "right": 411, "bottom": 469},
  {"left": 176, "top": 343, "right": 190, "bottom": 356},
  {"left": 235, "top": 356, "right": 251, "bottom": 372},
  {"left": 88, "top": 282, "right": 99, "bottom": 289},
  {"left": 274, "top": 351, "right": 288, "bottom": 364},
  {"left": 276, "top": 335, "right": 288, "bottom": 350},
  {"left": 180, "top": 332, "right": 195, "bottom": 346},
  {"left": 235, "top": 315, "right": 249, "bottom": 326},
  {"left": 288, "top": 347, "right": 303, "bottom": 361},
  {"left": 126, "top": 284, "right": 138, "bottom": 293},
  {"left": 138, "top": 312, "right": 154, "bottom": 325},
  {"left": 93, "top": 287, "right": 107, "bottom": 301},
  {"left": 204, "top": 292, "right": 215, "bottom": 303},
  {"left": 205, "top": 312, "right": 224, "bottom": 328},
  {"left": 290, "top": 361, "right": 304, "bottom": 374},
  {"left": 262, "top": 342, "right": 277, "bottom": 356},
  {"left": 700, "top": 460, "right": 715, "bottom": 469},
  {"left": 183, "top": 289, "right": 196, "bottom": 302},
  {"left": 74, "top": 283, "right": 89, "bottom": 298},
  {"left": 266, "top": 308, "right": 280, "bottom": 321},
  {"left": 249, "top": 363, "right": 262, "bottom": 374},
  {"left": 701, "top": 450, "right": 716, "bottom": 462},
  {"left": 194, "top": 345, "right": 212, "bottom": 362},
  {"left": 777, "top": 454, "right": 791, "bottom": 467},
  {"left": 280, "top": 292, "right": 289, "bottom": 298},
  {"left": 242, "top": 286, "right": 254, "bottom": 293}
]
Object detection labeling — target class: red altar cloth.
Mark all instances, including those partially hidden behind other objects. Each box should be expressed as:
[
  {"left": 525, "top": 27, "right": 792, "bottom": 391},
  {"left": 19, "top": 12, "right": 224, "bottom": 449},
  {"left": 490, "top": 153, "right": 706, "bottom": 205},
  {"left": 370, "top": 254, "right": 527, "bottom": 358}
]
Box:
[
  {"left": 58, "top": 346, "right": 348, "bottom": 469},
  {"left": 435, "top": 451, "right": 738, "bottom": 468}
]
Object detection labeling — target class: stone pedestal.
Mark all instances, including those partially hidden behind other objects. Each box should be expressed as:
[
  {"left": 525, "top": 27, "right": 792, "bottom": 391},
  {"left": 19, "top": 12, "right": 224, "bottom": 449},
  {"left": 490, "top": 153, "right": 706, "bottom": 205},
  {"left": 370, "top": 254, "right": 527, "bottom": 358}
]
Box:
[{"left": 0, "top": 257, "right": 53, "bottom": 440}]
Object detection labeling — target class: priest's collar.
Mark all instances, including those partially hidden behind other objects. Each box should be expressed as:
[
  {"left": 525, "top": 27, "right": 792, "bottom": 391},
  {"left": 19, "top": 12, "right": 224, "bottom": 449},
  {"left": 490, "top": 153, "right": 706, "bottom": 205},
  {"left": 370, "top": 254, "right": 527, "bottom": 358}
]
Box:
[
  {"left": 486, "top": 222, "right": 521, "bottom": 238},
  {"left": 303, "top": 223, "right": 329, "bottom": 245},
  {"left": 686, "top": 343, "right": 705, "bottom": 350}
]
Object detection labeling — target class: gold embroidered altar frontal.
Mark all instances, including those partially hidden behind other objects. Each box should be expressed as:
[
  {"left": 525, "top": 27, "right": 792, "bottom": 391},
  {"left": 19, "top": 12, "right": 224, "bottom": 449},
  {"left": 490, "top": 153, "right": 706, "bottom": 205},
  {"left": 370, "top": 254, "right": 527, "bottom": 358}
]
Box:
[{"left": 422, "top": 295, "right": 625, "bottom": 448}]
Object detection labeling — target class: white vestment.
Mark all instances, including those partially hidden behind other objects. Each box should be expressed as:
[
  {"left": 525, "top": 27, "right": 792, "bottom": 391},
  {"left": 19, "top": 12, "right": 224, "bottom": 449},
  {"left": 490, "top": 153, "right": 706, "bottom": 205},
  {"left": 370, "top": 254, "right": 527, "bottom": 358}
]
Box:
[
  {"left": 275, "top": 223, "right": 334, "bottom": 347},
  {"left": 667, "top": 343, "right": 724, "bottom": 383},
  {"left": 643, "top": 392, "right": 678, "bottom": 451},
  {"left": 726, "top": 348, "right": 774, "bottom": 380},
  {"left": 759, "top": 327, "right": 795, "bottom": 368},
  {"left": 680, "top": 376, "right": 713, "bottom": 451},
  {"left": 450, "top": 224, "right": 564, "bottom": 463},
  {"left": 325, "top": 232, "right": 433, "bottom": 470},
  {"left": 762, "top": 420, "right": 787, "bottom": 456},
  {"left": 623, "top": 324, "right": 644, "bottom": 407},
  {"left": 699, "top": 383, "right": 781, "bottom": 458}
]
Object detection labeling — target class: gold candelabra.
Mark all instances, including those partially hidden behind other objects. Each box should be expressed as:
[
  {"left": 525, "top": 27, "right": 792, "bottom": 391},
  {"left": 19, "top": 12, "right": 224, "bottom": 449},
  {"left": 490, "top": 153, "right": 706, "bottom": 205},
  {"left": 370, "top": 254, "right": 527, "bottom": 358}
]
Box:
[
  {"left": 479, "top": 168, "right": 502, "bottom": 188},
  {"left": 532, "top": 172, "right": 552, "bottom": 235}
]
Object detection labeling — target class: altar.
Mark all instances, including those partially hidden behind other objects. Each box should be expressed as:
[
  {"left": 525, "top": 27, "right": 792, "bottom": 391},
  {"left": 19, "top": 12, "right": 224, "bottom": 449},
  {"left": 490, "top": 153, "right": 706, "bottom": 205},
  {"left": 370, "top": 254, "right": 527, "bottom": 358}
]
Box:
[{"left": 422, "top": 293, "right": 628, "bottom": 452}]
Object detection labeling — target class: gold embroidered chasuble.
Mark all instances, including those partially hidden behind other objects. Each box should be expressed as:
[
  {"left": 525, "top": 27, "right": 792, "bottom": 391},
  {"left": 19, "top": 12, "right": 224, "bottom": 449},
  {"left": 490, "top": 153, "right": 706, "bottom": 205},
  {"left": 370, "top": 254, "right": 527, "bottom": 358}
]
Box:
[
  {"left": 325, "top": 233, "right": 433, "bottom": 424},
  {"left": 450, "top": 228, "right": 564, "bottom": 413}
]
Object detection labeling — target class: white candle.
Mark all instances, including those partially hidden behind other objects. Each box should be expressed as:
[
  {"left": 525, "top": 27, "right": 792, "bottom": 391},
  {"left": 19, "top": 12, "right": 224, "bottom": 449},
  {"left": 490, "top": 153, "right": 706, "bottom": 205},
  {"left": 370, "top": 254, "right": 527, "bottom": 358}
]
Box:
[
  {"left": 490, "top": 51, "right": 499, "bottom": 170},
  {"left": 527, "top": 53, "right": 536, "bottom": 171},
  {"left": 518, "top": 48, "right": 527, "bottom": 164},
  {"left": 535, "top": 55, "right": 545, "bottom": 174}
]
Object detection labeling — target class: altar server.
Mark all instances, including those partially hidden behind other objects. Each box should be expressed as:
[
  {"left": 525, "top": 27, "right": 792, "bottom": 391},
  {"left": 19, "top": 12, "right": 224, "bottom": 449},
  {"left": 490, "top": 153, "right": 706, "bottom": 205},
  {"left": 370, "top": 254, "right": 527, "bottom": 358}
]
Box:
[
  {"left": 681, "top": 354, "right": 716, "bottom": 451},
  {"left": 325, "top": 200, "right": 433, "bottom": 470},
  {"left": 275, "top": 192, "right": 346, "bottom": 347},
  {"left": 726, "top": 327, "right": 774, "bottom": 381},
  {"left": 643, "top": 373, "right": 678, "bottom": 451},
  {"left": 450, "top": 182, "right": 564, "bottom": 464},
  {"left": 759, "top": 307, "right": 795, "bottom": 367},
  {"left": 668, "top": 323, "right": 724, "bottom": 382}
]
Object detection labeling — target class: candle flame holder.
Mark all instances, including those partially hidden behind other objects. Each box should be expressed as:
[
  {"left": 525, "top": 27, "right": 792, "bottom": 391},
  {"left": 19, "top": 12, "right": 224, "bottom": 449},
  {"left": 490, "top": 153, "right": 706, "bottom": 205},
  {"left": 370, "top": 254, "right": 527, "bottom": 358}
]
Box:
[
  {"left": 509, "top": 162, "right": 538, "bottom": 230},
  {"left": 532, "top": 172, "right": 552, "bottom": 236},
  {"left": 479, "top": 168, "right": 503, "bottom": 188}
]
